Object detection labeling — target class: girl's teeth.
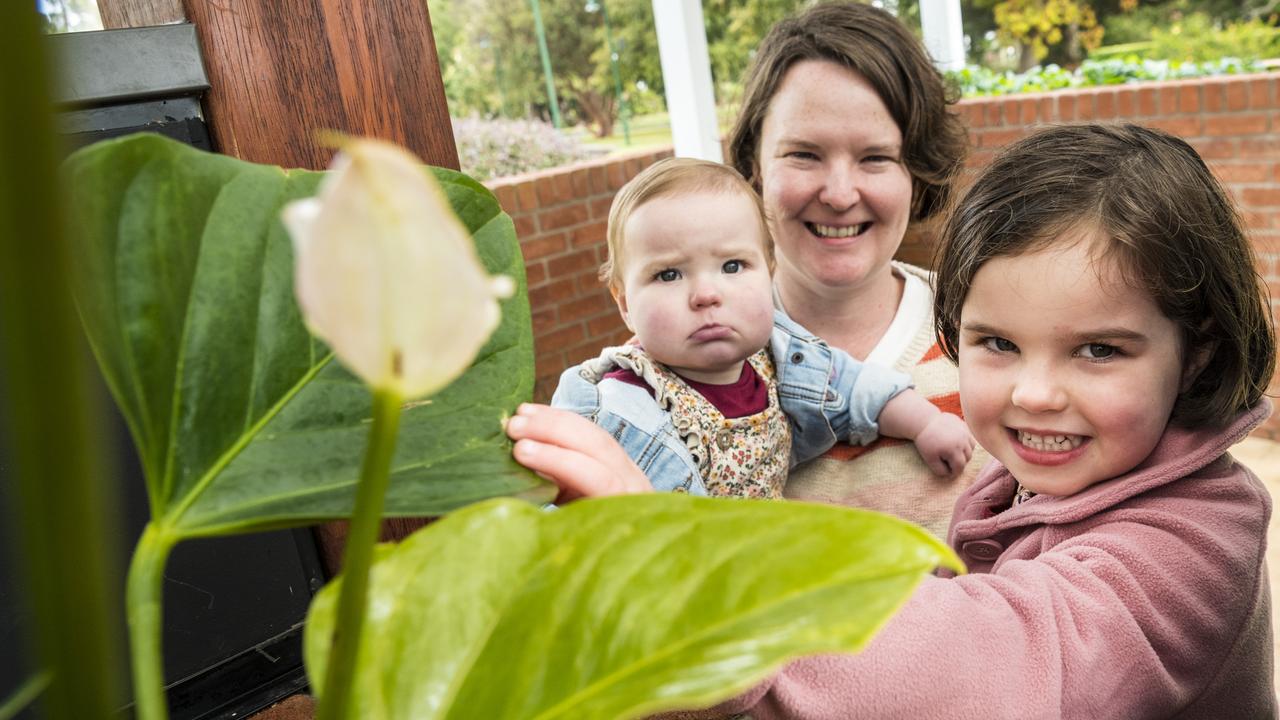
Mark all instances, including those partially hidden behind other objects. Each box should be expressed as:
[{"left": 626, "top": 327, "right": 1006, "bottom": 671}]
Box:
[
  {"left": 1017, "top": 431, "right": 1083, "bottom": 452},
  {"left": 811, "top": 223, "right": 867, "bottom": 238}
]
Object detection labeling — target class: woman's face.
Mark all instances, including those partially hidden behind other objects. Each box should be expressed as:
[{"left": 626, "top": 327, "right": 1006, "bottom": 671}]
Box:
[{"left": 757, "top": 60, "right": 913, "bottom": 296}]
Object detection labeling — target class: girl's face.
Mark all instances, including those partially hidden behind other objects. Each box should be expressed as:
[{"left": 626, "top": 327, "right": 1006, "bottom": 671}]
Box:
[
  {"left": 614, "top": 190, "right": 775, "bottom": 385},
  {"left": 756, "top": 60, "right": 912, "bottom": 296},
  {"left": 957, "top": 238, "right": 1187, "bottom": 496}
]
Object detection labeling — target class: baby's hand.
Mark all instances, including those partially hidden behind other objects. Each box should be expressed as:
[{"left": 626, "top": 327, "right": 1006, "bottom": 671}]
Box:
[
  {"left": 505, "top": 403, "right": 653, "bottom": 502},
  {"left": 913, "top": 412, "right": 975, "bottom": 479}
]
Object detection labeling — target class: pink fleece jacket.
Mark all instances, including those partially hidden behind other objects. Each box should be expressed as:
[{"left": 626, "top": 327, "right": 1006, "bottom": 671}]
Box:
[{"left": 697, "top": 401, "right": 1276, "bottom": 719}]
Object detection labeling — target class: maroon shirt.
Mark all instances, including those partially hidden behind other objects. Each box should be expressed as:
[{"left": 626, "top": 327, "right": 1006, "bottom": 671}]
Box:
[{"left": 602, "top": 360, "right": 768, "bottom": 419}]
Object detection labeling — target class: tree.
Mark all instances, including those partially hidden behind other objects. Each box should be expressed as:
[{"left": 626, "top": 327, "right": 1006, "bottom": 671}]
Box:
[{"left": 974, "top": 0, "right": 1105, "bottom": 70}]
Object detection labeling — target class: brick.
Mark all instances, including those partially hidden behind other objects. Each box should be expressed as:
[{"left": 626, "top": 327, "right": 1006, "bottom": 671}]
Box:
[
  {"left": 606, "top": 161, "right": 628, "bottom": 190},
  {"left": 570, "top": 220, "right": 608, "bottom": 247},
  {"left": 538, "top": 202, "right": 590, "bottom": 232},
  {"left": 558, "top": 293, "right": 615, "bottom": 323},
  {"left": 1058, "top": 93, "right": 1077, "bottom": 120},
  {"left": 513, "top": 213, "right": 537, "bottom": 239},
  {"left": 1158, "top": 86, "right": 1178, "bottom": 115},
  {"left": 1212, "top": 162, "right": 1273, "bottom": 184},
  {"left": 535, "top": 350, "right": 570, "bottom": 382},
  {"left": 1192, "top": 138, "right": 1237, "bottom": 160},
  {"left": 1075, "top": 93, "right": 1097, "bottom": 120},
  {"left": 979, "top": 128, "right": 1025, "bottom": 149},
  {"left": 516, "top": 181, "right": 538, "bottom": 211},
  {"left": 985, "top": 102, "right": 1005, "bottom": 126},
  {"left": 1116, "top": 88, "right": 1137, "bottom": 117},
  {"left": 588, "top": 193, "right": 614, "bottom": 219},
  {"left": 569, "top": 168, "right": 592, "bottom": 198},
  {"left": 1242, "top": 188, "right": 1280, "bottom": 207},
  {"left": 1138, "top": 87, "right": 1158, "bottom": 116},
  {"left": 1203, "top": 81, "right": 1226, "bottom": 113},
  {"left": 1095, "top": 90, "right": 1116, "bottom": 119},
  {"left": 1038, "top": 97, "right": 1056, "bottom": 122},
  {"left": 1241, "top": 138, "right": 1280, "bottom": 158},
  {"left": 588, "top": 313, "right": 626, "bottom": 337},
  {"left": 535, "top": 172, "right": 572, "bottom": 205},
  {"left": 492, "top": 185, "right": 520, "bottom": 213},
  {"left": 1144, "top": 116, "right": 1202, "bottom": 139},
  {"left": 538, "top": 324, "right": 586, "bottom": 353},
  {"left": 548, "top": 248, "right": 599, "bottom": 277},
  {"left": 520, "top": 233, "right": 568, "bottom": 261},
  {"left": 1204, "top": 114, "right": 1270, "bottom": 137},
  {"left": 524, "top": 261, "right": 547, "bottom": 288},
  {"left": 1226, "top": 81, "right": 1249, "bottom": 112},
  {"left": 532, "top": 376, "right": 558, "bottom": 404},
  {"left": 588, "top": 165, "right": 608, "bottom": 193},
  {"left": 528, "top": 277, "right": 576, "bottom": 308},
  {"left": 1248, "top": 78, "right": 1277, "bottom": 110},
  {"left": 531, "top": 307, "right": 557, "bottom": 334},
  {"left": 1178, "top": 84, "right": 1201, "bottom": 113}
]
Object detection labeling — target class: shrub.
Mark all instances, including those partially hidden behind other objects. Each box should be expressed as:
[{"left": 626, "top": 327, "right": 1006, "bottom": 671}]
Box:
[
  {"left": 452, "top": 116, "right": 605, "bottom": 181},
  {"left": 948, "top": 57, "right": 1267, "bottom": 97}
]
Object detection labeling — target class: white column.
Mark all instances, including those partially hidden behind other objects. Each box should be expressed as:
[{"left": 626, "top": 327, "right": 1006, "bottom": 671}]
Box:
[
  {"left": 920, "top": 0, "right": 966, "bottom": 73},
  {"left": 651, "top": 0, "right": 722, "bottom": 162}
]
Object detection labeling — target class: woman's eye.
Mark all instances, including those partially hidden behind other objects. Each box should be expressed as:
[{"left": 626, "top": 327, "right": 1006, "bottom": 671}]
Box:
[
  {"left": 722, "top": 260, "right": 743, "bottom": 274},
  {"left": 656, "top": 269, "right": 680, "bottom": 282},
  {"left": 786, "top": 150, "right": 818, "bottom": 161},
  {"left": 1078, "top": 343, "right": 1118, "bottom": 360},
  {"left": 981, "top": 336, "right": 1017, "bottom": 353}
]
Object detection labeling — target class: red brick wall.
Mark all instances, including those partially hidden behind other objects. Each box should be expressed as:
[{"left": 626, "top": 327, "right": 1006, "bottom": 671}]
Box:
[{"left": 487, "top": 72, "right": 1280, "bottom": 439}]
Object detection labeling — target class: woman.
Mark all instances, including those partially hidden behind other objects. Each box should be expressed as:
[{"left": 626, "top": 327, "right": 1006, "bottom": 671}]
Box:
[
  {"left": 512, "top": 2, "right": 982, "bottom": 537},
  {"left": 727, "top": 1, "right": 982, "bottom": 536}
]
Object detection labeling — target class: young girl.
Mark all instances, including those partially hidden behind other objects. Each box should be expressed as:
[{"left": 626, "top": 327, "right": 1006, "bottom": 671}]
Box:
[
  {"left": 507, "top": 123, "right": 1277, "bottom": 717},
  {"left": 552, "top": 157, "right": 973, "bottom": 499}
]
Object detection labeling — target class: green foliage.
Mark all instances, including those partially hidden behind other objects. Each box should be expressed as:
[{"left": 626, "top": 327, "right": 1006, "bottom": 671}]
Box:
[
  {"left": 972, "top": 0, "right": 1105, "bottom": 69},
  {"left": 1145, "top": 13, "right": 1280, "bottom": 63},
  {"left": 453, "top": 116, "right": 605, "bottom": 180},
  {"left": 949, "top": 56, "right": 1266, "bottom": 96},
  {"left": 63, "top": 133, "right": 550, "bottom": 537},
  {"left": 305, "top": 494, "right": 963, "bottom": 719}
]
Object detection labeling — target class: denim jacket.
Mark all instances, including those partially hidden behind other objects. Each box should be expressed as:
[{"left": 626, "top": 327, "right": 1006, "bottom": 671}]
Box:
[{"left": 550, "top": 309, "right": 911, "bottom": 494}]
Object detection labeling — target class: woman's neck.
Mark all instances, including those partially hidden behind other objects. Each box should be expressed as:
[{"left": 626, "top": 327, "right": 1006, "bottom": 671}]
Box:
[{"left": 775, "top": 267, "right": 905, "bottom": 360}]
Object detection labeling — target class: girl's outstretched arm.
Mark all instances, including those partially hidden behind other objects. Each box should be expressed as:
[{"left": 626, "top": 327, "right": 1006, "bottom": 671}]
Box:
[{"left": 505, "top": 403, "right": 653, "bottom": 502}]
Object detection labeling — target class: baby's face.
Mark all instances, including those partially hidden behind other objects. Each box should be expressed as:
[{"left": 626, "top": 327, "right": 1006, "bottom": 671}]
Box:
[
  {"left": 615, "top": 190, "right": 775, "bottom": 384},
  {"left": 956, "top": 237, "right": 1186, "bottom": 496}
]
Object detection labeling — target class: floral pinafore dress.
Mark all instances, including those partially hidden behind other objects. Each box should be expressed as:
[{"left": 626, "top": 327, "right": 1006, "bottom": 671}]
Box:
[{"left": 606, "top": 346, "right": 792, "bottom": 499}]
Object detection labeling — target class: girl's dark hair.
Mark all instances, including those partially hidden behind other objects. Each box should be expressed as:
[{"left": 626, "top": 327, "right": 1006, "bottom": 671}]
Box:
[
  {"left": 934, "top": 123, "right": 1275, "bottom": 428},
  {"left": 727, "top": 1, "right": 968, "bottom": 221}
]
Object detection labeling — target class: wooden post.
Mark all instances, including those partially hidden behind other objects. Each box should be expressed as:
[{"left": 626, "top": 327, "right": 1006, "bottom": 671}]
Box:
[
  {"left": 97, "top": 0, "right": 459, "bottom": 171},
  {"left": 96, "top": 0, "right": 459, "bottom": 573}
]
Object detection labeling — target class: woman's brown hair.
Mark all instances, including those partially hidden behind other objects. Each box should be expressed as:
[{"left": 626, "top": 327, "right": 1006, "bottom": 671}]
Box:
[
  {"left": 934, "top": 123, "right": 1275, "bottom": 427},
  {"left": 727, "top": 1, "right": 968, "bottom": 221}
]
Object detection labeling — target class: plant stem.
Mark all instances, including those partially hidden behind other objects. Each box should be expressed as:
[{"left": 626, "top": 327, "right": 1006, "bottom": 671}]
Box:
[
  {"left": 317, "top": 388, "right": 403, "bottom": 720},
  {"left": 126, "top": 524, "right": 176, "bottom": 720}
]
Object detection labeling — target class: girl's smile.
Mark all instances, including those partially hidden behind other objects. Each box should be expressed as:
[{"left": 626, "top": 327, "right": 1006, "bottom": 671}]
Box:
[{"left": 957, "top": 235, "right": 1187, "bottom": 497}]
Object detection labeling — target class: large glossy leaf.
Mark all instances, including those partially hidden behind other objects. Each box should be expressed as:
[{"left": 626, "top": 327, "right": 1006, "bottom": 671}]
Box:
[
  {"left": 64, "top": 133, "right": 550, "bottom": 537},
  {"left": 304, "top": 494, "right": 964, "bottom": 719}
]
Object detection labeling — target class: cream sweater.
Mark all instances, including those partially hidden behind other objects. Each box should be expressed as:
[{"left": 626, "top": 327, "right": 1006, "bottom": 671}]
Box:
[{"left": 781, "top": 263, "right": 989, "bottom": 539}]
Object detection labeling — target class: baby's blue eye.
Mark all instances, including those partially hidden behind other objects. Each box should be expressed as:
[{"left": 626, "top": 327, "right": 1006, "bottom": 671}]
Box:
[
  {"left": 722, "top": 260, "right": 743, "bottom": 274},
  {"left": 656, "top": 269, "right": 680, "bottom": 282}
]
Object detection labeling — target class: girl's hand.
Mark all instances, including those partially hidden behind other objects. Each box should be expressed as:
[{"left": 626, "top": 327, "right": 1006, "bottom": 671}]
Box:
[
  {"left": 505, "top": 403, "right": 653, "bottom": 502},
  {"left": 914, "top": 412, "right": 975, "bottom": 479}
]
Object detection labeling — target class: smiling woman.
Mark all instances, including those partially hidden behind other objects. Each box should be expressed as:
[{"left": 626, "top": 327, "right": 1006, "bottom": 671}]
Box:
[{"left": 726, "top": 1, "right": 982, "bottom": 538}]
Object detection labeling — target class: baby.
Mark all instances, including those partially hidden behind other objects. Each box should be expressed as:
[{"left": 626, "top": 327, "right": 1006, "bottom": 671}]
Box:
[{"left": 551, "top": 157, "right": 973, "bottom": 498}]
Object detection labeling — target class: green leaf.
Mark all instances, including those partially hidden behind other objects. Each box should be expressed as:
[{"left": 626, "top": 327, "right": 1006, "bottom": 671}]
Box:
[
  {"left": 304, "top": 494, "right": 963, "bottom": 719},
  {"left": 63, "top": 133, "right": 551, "bottom": 538}
]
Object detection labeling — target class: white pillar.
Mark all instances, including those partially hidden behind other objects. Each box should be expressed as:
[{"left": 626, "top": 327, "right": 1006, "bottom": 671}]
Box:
[
  {"left": 651, "top": 0, "right": 722, "bottom": 162},
  {"left": 920, "top": 0, "right": 966, "bottom": 73}
]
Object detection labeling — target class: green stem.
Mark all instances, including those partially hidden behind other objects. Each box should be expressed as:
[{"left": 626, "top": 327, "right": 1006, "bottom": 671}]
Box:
[
  {"left": 126, "top": 524, "right": 177, "bottom": 720},
  {"left": 317, "top": 388, "right": 403, "bottom": 720}
]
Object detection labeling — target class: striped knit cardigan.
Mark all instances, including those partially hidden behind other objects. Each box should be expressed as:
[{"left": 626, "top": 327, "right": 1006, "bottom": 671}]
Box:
[{"left": 782, "top": 263, "right": 990, "bottom": 540}]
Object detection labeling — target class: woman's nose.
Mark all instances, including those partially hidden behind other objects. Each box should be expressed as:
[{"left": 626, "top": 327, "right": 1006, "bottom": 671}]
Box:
[
  {"left": 1010, "top": 362, "right": 1068, "bottom": 413},
  {"left": 818, "top": 162, "right": 860, "bottom": 212}
]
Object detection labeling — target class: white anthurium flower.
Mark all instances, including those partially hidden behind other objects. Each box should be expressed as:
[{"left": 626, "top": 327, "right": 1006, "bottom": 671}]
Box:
[{"left": 283, "top": 139, "right": 514, "bottom": 399}]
